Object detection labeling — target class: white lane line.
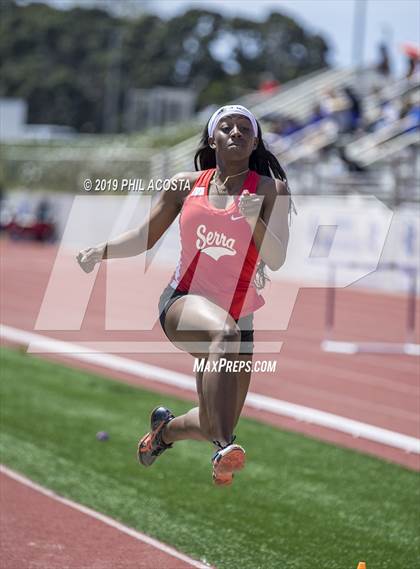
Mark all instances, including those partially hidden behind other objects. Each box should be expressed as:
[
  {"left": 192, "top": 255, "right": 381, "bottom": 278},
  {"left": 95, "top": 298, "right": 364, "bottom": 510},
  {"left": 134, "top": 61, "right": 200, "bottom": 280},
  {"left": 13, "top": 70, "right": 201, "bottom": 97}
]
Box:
[
  {"left": 270, "top": 379, "right": 419, "bottom": 423},
  {"left": 0, "top": 465, "right": 212, "bottom": 569},
  {"left": 279, "top": 351, "right": 420, "bottom": 396},
  {"left": 27, "top": 340, "right": 283, "bottom": 354},
  {"left": 1, "top": 324, "right": 419, "bottom": 455}
]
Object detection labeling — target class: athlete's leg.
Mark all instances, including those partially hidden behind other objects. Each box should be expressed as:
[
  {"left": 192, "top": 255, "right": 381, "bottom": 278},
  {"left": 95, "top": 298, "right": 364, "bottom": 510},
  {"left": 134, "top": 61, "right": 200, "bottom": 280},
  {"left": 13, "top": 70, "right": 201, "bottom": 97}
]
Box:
[
  {"left": 160, "top": 294, "right": 242, "bottom": 447},
  {"left": 163, "top": 353, "right": 253, "bottom": 444},
  {"left": 162, "top": 369, "right": 208, "bottom": 443},
  {"left": 198, "top": 352, "right": 252, "bottom": 433},
  {"left": 233, "top": 353, "right": 253, "bottom": 425}
]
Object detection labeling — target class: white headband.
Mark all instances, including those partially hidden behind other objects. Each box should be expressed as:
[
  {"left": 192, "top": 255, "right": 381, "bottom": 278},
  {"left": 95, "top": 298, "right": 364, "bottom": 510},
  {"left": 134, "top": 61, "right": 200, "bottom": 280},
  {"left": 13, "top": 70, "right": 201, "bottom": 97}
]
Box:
[{"left": 207, "top": 105, "right": 259, "bottom": 138}]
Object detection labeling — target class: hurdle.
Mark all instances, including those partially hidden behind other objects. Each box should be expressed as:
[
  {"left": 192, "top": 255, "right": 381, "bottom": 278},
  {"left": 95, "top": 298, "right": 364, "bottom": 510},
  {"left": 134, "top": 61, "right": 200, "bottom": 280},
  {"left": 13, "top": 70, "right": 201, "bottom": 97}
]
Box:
[{"left": 321, "top": 262, "right": 420, "bottom": 357}]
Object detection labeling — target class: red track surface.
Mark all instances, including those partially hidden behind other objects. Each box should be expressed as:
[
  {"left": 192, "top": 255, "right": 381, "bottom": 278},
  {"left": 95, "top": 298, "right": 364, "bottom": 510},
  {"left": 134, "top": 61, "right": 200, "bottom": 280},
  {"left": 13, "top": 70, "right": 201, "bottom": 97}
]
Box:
[
  {"left": 0, "top": 471, "right": 203, "bottom": 569},
  {"left": 1, "top": 240, "right": 419, "bottom": 566}
]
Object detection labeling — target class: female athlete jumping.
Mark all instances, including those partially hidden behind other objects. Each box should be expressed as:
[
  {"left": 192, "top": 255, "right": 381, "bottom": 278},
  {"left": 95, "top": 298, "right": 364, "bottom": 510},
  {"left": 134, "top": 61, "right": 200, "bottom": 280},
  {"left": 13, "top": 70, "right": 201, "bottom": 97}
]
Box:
[{"left": 77, "top": 105, "right": 291, "bottom": 486}]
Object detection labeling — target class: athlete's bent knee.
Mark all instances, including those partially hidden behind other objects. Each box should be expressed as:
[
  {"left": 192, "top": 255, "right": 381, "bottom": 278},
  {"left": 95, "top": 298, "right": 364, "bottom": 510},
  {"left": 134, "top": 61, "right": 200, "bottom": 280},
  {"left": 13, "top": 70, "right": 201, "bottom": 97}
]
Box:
[{"left": 209, "top": 324, "right": 241, "bottom": 355}]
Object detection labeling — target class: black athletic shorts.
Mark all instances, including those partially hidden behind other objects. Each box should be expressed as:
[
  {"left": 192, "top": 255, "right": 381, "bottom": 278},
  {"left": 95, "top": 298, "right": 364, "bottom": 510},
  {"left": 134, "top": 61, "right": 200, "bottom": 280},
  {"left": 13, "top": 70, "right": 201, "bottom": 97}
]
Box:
[{"left": 158, "top": 283, "right": 254, "bottom": 355}]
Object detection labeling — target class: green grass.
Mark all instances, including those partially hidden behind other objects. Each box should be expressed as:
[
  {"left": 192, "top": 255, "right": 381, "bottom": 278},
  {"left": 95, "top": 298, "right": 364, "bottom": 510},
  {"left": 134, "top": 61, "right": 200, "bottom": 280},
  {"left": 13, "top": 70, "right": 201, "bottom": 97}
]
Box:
[{"left": 0, "top": 346, "right": 419, "bottom": 569}]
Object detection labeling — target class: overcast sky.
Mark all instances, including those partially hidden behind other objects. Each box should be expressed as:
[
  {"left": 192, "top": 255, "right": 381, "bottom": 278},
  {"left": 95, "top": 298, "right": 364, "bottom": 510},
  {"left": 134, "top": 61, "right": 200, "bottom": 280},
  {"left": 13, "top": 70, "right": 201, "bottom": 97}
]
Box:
[{"left": 26, "top": 0, "right": 420, "bottom": 75}]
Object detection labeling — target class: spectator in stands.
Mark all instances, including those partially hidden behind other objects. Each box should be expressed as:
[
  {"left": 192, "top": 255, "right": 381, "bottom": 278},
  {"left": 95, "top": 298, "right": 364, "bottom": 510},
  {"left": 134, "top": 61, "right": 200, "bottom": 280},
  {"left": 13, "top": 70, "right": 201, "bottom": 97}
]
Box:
[
  {"left": 407, "top": 56, "right": 415, "bottom": 78},
  {"left": 281, "top": 115, "right": 302, "bottom": 137},
  {"left": 375, "top": 98, "right": 400, "bottom": 131},
  {"left": 307, "top": 103, "right": 326, "bottom": 126},
  {"left": 401, "top": 43, "right": 420, "bottom": 78},
  {"left": 36, "top": 198, "right": 52, "bottom": 223},
  {"left": 268, "top": 115, "right": 285, "bottom": 137},
  {"left": 376, "top": 42, "right": 392, "bottom": 77},
  {"left": 406, "top": 54, "right": 419, "bottom": 79},
  {"left": 401, "top": 94, "right": 420, "bottom": 133},
  {"left": 258, "top": 72, "right": 280, "bottom": 93},
  {"left": 337, "top": 145, "right": 366, "bottom": 173},
  {"left": 320, "top": 89, "right": 350, "bottom": 132},
  {"left": 263, "top": 115, "right": 289, "bottom": 148},
  {"left": 342, "top": 87, "right": 362, "bottom": 133}
]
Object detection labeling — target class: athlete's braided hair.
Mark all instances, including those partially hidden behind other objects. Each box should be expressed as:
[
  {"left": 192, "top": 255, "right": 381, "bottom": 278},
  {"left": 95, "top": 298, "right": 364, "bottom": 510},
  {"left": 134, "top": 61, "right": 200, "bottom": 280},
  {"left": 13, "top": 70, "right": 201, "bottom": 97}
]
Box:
[{"left": 194, "top": 121, "right": 293, "bottom": 290}]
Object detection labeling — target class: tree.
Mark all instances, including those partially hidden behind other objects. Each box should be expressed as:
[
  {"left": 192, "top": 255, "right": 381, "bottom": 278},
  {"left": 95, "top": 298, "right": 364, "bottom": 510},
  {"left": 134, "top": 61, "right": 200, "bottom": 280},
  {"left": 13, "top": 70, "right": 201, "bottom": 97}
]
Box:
[
  {"left": 0, "top": 2, "right": 115, "bottom": 131},
  {"left": 0, "top": 2, "right": 330, "bottom": 132}
]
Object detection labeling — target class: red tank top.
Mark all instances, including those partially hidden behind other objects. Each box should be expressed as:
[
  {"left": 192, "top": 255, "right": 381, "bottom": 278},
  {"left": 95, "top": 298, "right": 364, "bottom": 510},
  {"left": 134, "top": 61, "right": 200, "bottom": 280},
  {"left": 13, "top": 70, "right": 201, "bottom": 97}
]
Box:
[{"left": 169, "top": 168, "right": 265, "bottom": 320}]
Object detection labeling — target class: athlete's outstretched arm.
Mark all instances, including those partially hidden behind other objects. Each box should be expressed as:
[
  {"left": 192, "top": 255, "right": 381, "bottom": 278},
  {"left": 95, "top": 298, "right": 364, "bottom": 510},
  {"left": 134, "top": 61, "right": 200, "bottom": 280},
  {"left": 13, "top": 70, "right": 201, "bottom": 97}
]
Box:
[{"left": 76, "top": 173, "right": 191, "bottom": 273}]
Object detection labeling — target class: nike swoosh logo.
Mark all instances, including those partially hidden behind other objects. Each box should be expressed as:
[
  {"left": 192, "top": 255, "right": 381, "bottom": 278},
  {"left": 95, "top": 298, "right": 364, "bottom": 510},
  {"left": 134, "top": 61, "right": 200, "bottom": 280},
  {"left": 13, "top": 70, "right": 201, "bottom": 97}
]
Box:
[{"left": 231, "top": 215, "right": 245, "bottom": 221}]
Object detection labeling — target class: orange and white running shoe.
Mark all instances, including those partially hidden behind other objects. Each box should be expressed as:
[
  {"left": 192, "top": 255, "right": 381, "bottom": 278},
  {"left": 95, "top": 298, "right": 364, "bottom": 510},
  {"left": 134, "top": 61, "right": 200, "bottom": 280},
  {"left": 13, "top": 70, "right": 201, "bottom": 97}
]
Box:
[
  {"left": 137, "top": 406, "right": 175, "bottom": 467},
  {"left": 212, "top": 438, "right": 246, "bottom": 486}
]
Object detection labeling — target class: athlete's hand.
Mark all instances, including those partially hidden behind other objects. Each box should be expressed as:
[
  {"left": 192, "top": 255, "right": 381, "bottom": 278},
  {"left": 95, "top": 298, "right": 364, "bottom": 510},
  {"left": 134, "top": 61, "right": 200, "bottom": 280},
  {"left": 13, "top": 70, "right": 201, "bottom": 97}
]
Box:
[
  {"left": 76, "top": 244, "right": 106, "bottom": 273},
  {"left": 238, "top": 190, "right": 264, "bottom": 226}
]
